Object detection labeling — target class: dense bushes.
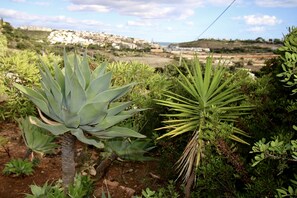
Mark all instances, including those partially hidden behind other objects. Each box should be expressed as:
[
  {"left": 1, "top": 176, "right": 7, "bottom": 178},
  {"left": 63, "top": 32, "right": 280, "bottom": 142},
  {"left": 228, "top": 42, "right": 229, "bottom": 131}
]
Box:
[
  {"left": 0, "top": 49, "right": 62, "bottom": 120},
  {"left": 107, "top": 61, "right": 171, "bottom": 136}
]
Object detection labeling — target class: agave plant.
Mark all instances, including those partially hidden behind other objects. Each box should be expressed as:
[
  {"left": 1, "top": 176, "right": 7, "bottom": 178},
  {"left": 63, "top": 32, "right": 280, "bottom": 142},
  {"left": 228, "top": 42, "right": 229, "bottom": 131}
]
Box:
[
  {"left": 14, "top": 51, "right": 145, "bottom": 189},
  {"left": 18, "top": 116, "right": 58, "bottom": 156},
  {"left": 157, "top": 57, "right": 252, "bottom": 197}
]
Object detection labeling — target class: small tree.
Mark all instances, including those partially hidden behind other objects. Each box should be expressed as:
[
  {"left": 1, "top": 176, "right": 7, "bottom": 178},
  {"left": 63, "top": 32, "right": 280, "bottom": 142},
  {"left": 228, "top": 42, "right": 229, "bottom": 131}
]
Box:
[
  {"left": 14, "top": 51, "right": 145, "bottom": 191},
  {"left": 157, "top": 57, "right": 252, "bottom": 197}
]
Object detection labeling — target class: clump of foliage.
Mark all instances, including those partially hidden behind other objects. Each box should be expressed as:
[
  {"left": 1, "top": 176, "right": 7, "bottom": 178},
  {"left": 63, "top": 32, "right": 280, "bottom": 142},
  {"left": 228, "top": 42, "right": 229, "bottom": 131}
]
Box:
[
  {"left": 2, "top": 158, "right": 35, "bottom": 177},
  {"left": 107, "top": 61, "right": 171, "bottom": 136},
  {"left": 276, "top": 174, "right": 297, "bottom": 197},
  {"left": 277, "top": 26, "right": 297, "bottom": 93},
  {"left": 0, "top": 50, "right": 62, "bottom": 121},
  {"left": 25, "top": 174, "right": 94, "bottom": 198},
  {"left": 192, "top": 151, "right": 238, "bottom": 197},
  {"left": 18, "top": 116, "right": 58, "bottom": 156},
  {"left": 247, "top": 27, "right": 297, "bottom": 197},
  {"left": 157, "top": 57, "right": 252, "bottom": 197},
  {"left": 0, "top": 34, "right": 7, "bottom": 54},
  {"left": 137, "top": 181, "right": 180, "bottom": 198}
]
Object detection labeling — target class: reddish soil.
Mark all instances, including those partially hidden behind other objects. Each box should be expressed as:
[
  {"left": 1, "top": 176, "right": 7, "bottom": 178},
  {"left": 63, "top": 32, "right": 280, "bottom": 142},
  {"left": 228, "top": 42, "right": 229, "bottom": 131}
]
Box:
[{"left": 0, "top": 122, "right": 164, "bottom": 198}]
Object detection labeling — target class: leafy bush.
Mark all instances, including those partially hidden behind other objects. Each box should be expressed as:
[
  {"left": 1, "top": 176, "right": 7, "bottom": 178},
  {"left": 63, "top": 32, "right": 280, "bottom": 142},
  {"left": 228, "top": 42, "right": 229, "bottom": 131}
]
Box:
[
  {"left": 136, "top": 181, "right": 180, "bottom": 198},
  {"left": 0, "top": 50, "right": 62, "bottom": 121},
  {"left": 193, "top": 152, "right": 238, "bottom": 197},
  {"left": 0, "top": 34, "right": 7, "bottom": 54},
  {"left": 107, "top": 61, "right": 171, "bottom": 136},
  {"left": 276, "top": 174, "right": 297, "bottom": 197},
  {"left": 2, "top": 158, "right": 34, "bottom": 176},
  {"left": 277, "top": 26, "right": 297, "bottom": 93}
]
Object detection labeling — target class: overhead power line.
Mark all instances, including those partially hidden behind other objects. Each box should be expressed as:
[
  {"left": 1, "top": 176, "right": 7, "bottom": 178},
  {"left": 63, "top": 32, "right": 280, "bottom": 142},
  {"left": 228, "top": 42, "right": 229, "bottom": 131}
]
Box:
[{"left": 197, "top": 0, "right": 236, "bottom": 39}]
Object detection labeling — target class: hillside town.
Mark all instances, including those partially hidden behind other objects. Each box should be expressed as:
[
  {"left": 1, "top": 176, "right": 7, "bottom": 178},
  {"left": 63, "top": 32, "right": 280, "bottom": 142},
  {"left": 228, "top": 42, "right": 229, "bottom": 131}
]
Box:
[
  {"left": 19, "top": 26, "right": 162, "bottom": 51},
  {"left": 48, "top": 29, "right": 161, "bottom": 50}
]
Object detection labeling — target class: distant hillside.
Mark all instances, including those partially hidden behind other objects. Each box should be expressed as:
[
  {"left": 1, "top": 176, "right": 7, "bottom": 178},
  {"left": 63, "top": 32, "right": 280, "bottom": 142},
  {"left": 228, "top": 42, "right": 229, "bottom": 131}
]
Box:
[{"left": 171, "top": 39, "right": 282, "bottom": 53}]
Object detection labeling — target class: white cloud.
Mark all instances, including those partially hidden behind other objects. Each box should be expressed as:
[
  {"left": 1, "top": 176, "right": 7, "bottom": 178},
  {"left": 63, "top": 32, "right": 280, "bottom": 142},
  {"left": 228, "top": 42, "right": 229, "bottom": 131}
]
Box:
[
  {"left": 185, "top": 21, "right": 194, "bottom": 26},
  {"left": 243, "top": 15, "right": 282, "bottom": 26},
  {"left": 0, "top": 8, "right": 107, "bottom": 29},
  {"left": 10, "top": 0, "right": 50, "bottom": 6},
  {"left": 33, "top": 1, "right": 51, "bottom": 6},
  {"left": 166, "top": 26, "right": 173, "bottom": 31},
  {"left": 255, "top": 0, "right": 297, "bottom": 7},
  {"left": 11, "top": 0, "right": 26, "bottom": 2},
  {"left": 127, "top": 20, "right": 152, "bottom": 26},
  {"left": 69, "top": 0, "right": 204, "bottom": 20},
  {"left": 247, "top": 26, "right": 265, "bottom": 33},
  {"left": 67, "top": 4, "right": 109, "bottom": 12}
]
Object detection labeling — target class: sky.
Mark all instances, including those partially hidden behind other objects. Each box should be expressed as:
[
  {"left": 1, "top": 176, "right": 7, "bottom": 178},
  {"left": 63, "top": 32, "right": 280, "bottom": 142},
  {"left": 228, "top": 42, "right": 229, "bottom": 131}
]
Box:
[{"left": 0, "top": 0, "right": 296, "bottom": 42}]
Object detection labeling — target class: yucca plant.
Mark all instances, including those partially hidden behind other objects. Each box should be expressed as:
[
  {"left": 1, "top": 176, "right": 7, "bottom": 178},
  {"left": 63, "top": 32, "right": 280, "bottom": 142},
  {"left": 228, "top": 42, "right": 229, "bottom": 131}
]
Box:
[
  {"left": 14, "top": 51, "right": 145, "bottom": 190},
  {"left": 157, "top": 57, "right": 252, "bottom": 197}
]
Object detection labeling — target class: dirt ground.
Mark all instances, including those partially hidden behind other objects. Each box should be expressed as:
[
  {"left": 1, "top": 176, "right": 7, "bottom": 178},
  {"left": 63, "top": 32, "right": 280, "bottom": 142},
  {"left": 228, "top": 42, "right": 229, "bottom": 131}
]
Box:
[
  {"left": 113, "top": 54, "right": 174, "bottom": 68},
  {"left": 0, "top": 122, "right": 163, "bottom": 198}
]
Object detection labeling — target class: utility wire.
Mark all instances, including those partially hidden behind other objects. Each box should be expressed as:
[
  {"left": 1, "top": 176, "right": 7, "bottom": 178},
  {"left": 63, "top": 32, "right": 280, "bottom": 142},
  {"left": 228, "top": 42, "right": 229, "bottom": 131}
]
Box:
[{"left": 197, "top": 0, "right": 236, "bottom": 39}]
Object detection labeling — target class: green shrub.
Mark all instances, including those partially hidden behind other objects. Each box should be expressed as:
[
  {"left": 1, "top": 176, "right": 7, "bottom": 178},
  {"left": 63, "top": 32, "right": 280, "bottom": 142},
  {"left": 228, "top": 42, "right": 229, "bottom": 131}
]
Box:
[
  {"left": 0, "top": 34, "right": 7, "bottom": 54},
  {"left": 2, "top": 158, "right": 34, "bottom": 176},
  {"left": 0, "top": 50, "right": 62, "bottom": 121},
  {"left": 136, "top": 181, "right": 180, "bottom": 198},
  {"left": 107, "top": 61, "right": 171, "bottom": 136}
]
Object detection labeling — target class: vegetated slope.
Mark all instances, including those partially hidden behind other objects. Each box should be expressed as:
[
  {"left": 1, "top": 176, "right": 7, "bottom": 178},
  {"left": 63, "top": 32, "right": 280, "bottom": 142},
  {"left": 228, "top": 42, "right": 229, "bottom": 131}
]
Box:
[{"left": 172, "top": 39, "right": 282, "bottom": 53}]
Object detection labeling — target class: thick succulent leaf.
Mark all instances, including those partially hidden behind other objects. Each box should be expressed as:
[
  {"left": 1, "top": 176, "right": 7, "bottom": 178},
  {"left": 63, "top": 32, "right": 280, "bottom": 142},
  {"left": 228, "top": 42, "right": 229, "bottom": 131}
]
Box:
[
  {"left": 107, "top": 101, "right": 132, "bottom": 116},
  {"left": 19, "top": 117, "right": 58, "bottom": 154},
  {"left": 81, "top": 113, "right": 133, "bottom": 132},
  {"left": 105, "top": 139, "right": 155, "bottom": 161},
  {"left": 71, "top": 128, "right": 104, "bottom": 148},
  {"left": 40, "top": 82, "right": 62, "bottom": 121},
  {"left": 92, "top": 62, "right": 108, "bottom": 79},
  {"left": 68, "top": 75, "right": 86, "bottom": 113},
  {"left": 73, "top": 53, "right": 86, "bottom": 89},
  {"left": 86, "top": 72, "right": 112, "bottom": 99},
  {"left": 29, "top": 116, "right": 69, "bottom": 136},
  {"left": 91, "top": 83, "right": 134, "bottom": 103},
  {"left": 92, "top": 126, "right": 146, "bottom": 139},
  {"left": 78, "top": 101, "right": 109, "bottom": 125},
  {"left": 80, "top": 52, "right": 91, "bottom": 87},
  {"left": 39, "top": 62, "right": 64, "bottom": 108},
  {"left": 61, "top": 108, "right": 80, "bottom": 128},
  {"left": 54, "top": 62, "right": 65, "bottom": 95},
  {"left": 14, "top": 83, "right": 50, "bottom": 115},
  {"left": 64, "top": 52, "right": 74, "bottom": 99}
]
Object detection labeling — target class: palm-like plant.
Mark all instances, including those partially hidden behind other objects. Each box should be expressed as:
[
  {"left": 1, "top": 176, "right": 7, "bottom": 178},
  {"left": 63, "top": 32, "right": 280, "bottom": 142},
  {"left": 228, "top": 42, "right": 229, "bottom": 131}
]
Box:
[
  {"left": 157, "top": 57, "right": 252, "bottom": 197},
  {"left": 14, "top": 52, "right": 145, "bottom": 190}
]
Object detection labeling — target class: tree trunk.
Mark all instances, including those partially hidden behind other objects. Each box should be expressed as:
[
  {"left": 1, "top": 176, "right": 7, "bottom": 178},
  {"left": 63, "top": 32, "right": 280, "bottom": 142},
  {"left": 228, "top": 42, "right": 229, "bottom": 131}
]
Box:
[
  {"left": 61, "top": 132, "right": 76, "bottom": 191},
  {"left": 185, "top": 168, "right": 195, "bottom": 198}
]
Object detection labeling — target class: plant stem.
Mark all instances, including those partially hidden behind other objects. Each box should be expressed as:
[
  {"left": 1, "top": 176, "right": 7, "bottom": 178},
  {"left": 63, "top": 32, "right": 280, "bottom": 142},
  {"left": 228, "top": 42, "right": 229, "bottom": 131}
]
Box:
[
  {"left": 61, "top": 132, "right": 76, "bottom": 192},
  {"left": 95, "top": 152, "right": 118, "bottom": 181}
]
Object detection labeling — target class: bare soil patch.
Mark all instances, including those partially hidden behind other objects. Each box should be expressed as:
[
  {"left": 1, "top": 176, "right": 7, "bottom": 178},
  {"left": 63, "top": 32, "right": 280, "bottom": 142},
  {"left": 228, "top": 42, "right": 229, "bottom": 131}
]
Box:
[
  {"left": 0, "top": 122, "right": 163, "bottom": 198},
  {"left": 113, "top": 54, "right": 174, "bottom": 68}
]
